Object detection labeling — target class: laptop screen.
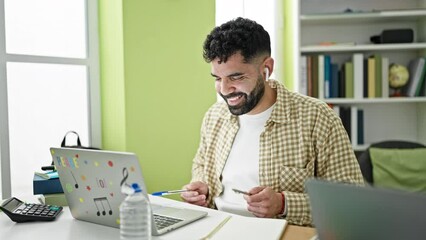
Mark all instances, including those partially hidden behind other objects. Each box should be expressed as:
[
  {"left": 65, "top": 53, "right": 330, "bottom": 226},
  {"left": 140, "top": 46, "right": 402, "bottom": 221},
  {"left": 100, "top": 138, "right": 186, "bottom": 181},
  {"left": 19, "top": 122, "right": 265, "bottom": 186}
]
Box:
[{"left": 306, "top": 179, "right": 426, "bottom": 240}]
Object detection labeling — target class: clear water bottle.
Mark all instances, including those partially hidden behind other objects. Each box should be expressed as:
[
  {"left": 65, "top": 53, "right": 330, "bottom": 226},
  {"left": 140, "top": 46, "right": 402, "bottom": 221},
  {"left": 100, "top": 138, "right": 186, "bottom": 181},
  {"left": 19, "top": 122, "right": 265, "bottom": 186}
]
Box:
[{"left": 120, "top": 183, "right": 152, "bottom": 240}]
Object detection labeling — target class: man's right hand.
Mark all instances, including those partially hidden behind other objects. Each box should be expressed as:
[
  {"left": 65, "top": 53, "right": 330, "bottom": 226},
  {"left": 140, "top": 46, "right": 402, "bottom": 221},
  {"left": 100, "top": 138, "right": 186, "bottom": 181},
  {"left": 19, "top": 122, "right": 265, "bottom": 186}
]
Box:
[{"left": 181, "top": 181, "right": 209, "bottom": 207}]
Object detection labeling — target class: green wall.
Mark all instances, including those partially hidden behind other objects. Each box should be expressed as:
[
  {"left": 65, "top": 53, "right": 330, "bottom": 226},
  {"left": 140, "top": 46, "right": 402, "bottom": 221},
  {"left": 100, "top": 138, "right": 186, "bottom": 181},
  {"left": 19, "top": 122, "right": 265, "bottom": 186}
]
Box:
[
  {"left": 99, "top": 0, "right": 126, "bottom": 151},
  {"left": 99, "top": 0, "right": 216, "bottom": 198},
  {"left": 283, "top": 0, "right": 296, "bottom": 90}
]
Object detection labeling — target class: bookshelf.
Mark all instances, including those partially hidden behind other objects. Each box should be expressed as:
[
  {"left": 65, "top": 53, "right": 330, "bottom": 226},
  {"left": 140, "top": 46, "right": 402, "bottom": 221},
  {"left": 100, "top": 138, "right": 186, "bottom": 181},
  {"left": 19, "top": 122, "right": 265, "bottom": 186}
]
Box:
[
  {"left": 294, "top": 0, "right": 426, "bottom": 150},
  {"left": 302, "top": 43, "right": 426, "bottom": 53}
]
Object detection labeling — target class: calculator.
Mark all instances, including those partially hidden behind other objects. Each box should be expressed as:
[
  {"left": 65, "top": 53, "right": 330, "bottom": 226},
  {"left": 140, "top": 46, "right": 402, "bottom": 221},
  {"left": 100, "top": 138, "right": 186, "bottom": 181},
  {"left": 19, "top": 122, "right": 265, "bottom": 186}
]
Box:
[{"left": 0, "top": 197, "right": 63, "bottom": 223}]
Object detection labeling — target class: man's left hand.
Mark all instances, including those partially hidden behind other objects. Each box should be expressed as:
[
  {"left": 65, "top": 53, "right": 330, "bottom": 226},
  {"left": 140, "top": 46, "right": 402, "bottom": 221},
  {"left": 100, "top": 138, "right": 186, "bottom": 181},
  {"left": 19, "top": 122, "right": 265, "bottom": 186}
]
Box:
[{"left": 243, "top": 186, "right": 283, "bottom": 218}]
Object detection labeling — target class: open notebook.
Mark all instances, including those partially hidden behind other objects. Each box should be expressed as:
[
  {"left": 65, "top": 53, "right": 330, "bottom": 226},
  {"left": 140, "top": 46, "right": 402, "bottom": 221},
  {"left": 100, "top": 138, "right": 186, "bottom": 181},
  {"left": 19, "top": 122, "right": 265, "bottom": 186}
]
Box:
[
  {"left": 208, "top": 215, "right": 287, "bottom": 240},
  {"left": 50, "top": 147, "right": 207, "bottom": 235}
]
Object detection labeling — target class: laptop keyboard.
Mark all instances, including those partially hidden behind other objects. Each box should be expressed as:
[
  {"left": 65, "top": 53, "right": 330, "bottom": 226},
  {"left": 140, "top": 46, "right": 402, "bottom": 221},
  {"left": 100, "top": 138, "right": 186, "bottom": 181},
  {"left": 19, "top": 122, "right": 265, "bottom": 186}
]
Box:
[{"left": 154, "top": 214, "right": 183, "bottom": 230}]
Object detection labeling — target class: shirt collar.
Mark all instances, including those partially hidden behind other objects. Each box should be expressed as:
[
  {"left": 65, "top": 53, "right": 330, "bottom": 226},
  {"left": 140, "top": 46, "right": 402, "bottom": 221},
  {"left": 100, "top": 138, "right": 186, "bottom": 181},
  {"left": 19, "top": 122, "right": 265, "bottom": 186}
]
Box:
[{"left": 268, "top": 80, "right": 291, "bottom": 124}]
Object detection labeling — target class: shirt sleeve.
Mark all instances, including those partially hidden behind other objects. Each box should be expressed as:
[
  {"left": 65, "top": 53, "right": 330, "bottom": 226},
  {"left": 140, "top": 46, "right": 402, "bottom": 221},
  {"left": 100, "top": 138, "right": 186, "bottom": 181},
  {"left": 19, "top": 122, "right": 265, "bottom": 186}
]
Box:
[
  {"left": 191, "top": 129, "right": 206, "bottom": 183},
  {"left": 190, "top": 113, "right": 216, "bottom": 208},
  {"left": 282, "top": 114, "right": 364, "bottom": 226},
  {"left": 279, "top": 191, "right": 311, "bottom": 225},
  {"left": 316, "top": 117, "right": 365, "bottom": 184}
]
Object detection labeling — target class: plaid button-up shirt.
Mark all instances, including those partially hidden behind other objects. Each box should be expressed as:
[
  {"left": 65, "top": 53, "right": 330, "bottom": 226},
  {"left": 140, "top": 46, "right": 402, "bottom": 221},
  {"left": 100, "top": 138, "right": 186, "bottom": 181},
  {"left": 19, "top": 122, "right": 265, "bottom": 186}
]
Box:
[{"left": 191, "top": 80, "right": 364, "bottom": 226}]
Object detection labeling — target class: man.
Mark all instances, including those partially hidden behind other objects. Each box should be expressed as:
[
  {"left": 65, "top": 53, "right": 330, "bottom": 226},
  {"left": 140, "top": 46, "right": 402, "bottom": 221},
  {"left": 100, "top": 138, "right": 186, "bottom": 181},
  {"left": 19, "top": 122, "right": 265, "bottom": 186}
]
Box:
[{"left": 181, "top": 17, "right": 364, "bottom": 226}]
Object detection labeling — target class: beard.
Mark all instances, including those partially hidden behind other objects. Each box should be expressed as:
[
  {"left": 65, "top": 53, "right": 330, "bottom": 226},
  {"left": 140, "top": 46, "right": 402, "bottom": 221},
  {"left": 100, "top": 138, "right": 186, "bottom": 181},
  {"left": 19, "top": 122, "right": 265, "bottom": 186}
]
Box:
[{"left": 220, "top": 75, "right": 265, "bottom": 115}]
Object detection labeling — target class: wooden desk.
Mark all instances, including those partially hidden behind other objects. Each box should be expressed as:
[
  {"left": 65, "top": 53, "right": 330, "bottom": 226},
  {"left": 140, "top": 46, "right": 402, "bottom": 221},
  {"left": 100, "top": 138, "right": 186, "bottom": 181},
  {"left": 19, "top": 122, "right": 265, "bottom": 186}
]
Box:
[{"left": 282, "top": 225, "right": 316, "bottom": 240}]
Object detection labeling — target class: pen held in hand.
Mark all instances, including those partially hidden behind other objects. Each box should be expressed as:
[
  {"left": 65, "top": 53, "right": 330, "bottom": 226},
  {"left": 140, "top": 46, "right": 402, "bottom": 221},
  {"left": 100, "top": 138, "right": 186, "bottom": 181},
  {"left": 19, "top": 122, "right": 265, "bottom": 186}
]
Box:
[
  {"left": 152, "top": 189, "right": 190, "bottom": 196},
  {"left": 232, "top": 188, "right": 252, "bottom": 196}
]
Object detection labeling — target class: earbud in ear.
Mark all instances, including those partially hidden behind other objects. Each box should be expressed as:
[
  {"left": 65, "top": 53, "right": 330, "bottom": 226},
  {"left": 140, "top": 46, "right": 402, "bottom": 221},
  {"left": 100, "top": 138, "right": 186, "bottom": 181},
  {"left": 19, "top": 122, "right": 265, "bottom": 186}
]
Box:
[{"left": 264, "top": 68, "right": 269, "bottom": 81}]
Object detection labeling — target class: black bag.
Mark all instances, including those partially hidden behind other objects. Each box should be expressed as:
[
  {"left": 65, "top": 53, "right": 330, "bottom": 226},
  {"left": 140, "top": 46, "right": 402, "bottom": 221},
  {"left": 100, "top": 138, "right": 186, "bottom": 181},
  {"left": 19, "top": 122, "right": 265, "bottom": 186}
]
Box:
[
  {"left": 42, "top": 131, "right": 99, "bottom": 170},
  {"left": 60, "top": 130, "right": 99, "bottom": 150}
]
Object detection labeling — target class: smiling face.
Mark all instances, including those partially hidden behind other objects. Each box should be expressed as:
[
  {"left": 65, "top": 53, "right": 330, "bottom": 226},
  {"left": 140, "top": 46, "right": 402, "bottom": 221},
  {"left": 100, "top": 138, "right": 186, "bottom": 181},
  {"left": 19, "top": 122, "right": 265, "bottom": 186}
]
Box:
[
  {"left": 220, "top": 73, "right": 265, "bottom": 116},
  {"left": 211, "top": 53, "right": 273, "bottom": 115}
]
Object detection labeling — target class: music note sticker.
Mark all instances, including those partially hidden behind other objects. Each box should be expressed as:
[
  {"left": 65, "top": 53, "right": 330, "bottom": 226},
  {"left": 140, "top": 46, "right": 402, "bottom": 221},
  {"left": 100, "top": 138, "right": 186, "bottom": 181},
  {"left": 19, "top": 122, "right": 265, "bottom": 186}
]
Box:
[
  {"left": 97, "top": 178, "right": 107, "bottom": 188},
  {"left": 120, "top": 168, "right": 129, "bottom": 187},
  {"left": 70, "top": 171, "right": 79, "bottom": 188},
  {"left": 94, "top": 197, "right": 113, "bottom": 216}
]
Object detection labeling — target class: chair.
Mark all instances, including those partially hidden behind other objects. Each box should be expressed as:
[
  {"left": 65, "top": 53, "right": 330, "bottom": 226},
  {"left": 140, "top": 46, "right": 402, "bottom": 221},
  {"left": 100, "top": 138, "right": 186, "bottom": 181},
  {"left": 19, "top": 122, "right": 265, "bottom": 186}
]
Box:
[{"left": 357, "top": 140, "right": 426, "bottom": 184}]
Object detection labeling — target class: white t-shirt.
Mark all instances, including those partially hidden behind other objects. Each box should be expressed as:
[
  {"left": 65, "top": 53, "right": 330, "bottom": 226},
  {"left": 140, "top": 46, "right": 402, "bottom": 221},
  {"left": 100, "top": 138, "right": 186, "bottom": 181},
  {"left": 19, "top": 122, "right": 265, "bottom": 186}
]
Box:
[{"left": 214, "top": 105, "right": 274, "bottom": 216}]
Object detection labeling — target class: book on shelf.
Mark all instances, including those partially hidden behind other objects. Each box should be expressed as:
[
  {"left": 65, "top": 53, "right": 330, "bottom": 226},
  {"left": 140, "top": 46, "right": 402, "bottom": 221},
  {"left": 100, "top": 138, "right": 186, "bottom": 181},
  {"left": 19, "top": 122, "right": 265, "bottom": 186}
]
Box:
[
  {"left": 339, "top": 64, "right": 346, "bottom": 98},
  {"left": 344, "top": 62, "right": 354, "bottom": 98},
  {"left": 363, "top": 58, "right": 369, "bottom": 98},
  {"left": 307, "top": 56, "right": 313, "bottom": 97},
  {"left": 339, "top": 107, "right": 351, "bottom": 141},
  {"left": 357, "top": 109, "right": 364, "bottom": 145},
  {"left": 407, "top": 57, "right": 426, "bottom": 97},
  {"left": 350, "top": 107, "right": 358, "bottom": 148},
  {"left": 300, "top": 55, "right": 308, "bottom": 95},
  {"left": 318, "top": 55, "right": 325, "bottom": 99},
  {"left": 33, "top": 173, "right": 63, "bottom": 195},
  {"left": 312, "top": 55, "right": 319, "bottom": 98},
  {"left": 416, "top": 69, "right": 426, "bottom": 97},
  {"left": 38, "top": 193, "right": 68, "bottom": 206},
  {"left": 330, "top": 63, "right": 339, "bottom": 98},
  {"left": 302, "top": 53, "right": 394, "bottom": 100},
  {"left": 373, "top": 54, "right": 382, "bottom": 98},
  {"left": 324, "top": 55, "right": 331, "bottom": 98},
  {"left": 34, "top": 170, "right": 59, "bottom": 180},
  {"left": 335, "top": 106, "right": 365, "bottom": 147},
  {"left": 367, "top": 57, "right": 376, "bottom": 98},
  {"left": 352, "top": 53, "right": 364, "bottom": 99},
  {"left": 382, "top": 57, "right": 389, "bottom": 98},
  {"left": 415, "top": 68, "right": 426, "bottom": 96}
]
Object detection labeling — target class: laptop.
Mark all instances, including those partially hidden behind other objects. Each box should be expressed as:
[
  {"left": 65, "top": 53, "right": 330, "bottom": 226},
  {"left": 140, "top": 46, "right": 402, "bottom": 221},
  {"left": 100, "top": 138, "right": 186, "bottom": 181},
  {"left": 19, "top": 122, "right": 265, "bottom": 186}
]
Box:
[
  {"left": 50, "top": 147, "right": 207, "bottom": 235},
  {"left": 305, "top": 179, "right": 426, "bottom": 240}
]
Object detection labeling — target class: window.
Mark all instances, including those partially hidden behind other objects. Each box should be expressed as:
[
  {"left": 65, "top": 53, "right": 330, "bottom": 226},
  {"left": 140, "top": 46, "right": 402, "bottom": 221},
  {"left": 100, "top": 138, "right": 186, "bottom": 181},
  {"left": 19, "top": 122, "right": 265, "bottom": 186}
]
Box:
[
  {"left": 215, "top": 0, "right": 282, "bottom": 102},
  {"left": 0, "top": 0, "right": 100, "bottom": 199},
  {"left": 215, "top": 0, "right": 280, "bottom": 79}
]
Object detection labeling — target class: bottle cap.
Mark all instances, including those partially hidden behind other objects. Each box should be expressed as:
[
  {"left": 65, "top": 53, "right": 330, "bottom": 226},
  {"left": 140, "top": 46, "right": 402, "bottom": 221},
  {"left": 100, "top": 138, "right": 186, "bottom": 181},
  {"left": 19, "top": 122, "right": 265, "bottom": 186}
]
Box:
[{"left": 131, "top": 183, "right": 142, "bottom": 193}]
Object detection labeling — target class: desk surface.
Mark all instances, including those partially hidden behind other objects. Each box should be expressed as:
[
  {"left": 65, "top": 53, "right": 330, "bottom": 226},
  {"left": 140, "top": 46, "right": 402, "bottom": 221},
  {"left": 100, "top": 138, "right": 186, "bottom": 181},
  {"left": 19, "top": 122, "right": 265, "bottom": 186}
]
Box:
[
  {"left": 1, "top": 195, "right": 316, "bottom": 240},
  {"left": 282, "top": 225, "right": 316, "bottom": 240}
]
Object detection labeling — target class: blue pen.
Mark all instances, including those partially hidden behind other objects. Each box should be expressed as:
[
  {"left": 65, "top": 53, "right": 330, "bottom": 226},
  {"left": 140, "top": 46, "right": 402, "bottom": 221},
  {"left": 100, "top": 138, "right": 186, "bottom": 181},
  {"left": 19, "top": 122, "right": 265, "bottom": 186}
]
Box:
[{"left": 152, "top": 189, "right": 190, "bottom": 196}]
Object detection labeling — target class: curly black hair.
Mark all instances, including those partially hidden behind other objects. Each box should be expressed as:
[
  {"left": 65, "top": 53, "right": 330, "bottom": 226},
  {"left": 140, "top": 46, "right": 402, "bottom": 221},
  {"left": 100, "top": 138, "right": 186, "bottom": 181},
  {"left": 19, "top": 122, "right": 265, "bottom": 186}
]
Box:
[{"left": 203, "top": 17, "right": 271, "bottom": 63}]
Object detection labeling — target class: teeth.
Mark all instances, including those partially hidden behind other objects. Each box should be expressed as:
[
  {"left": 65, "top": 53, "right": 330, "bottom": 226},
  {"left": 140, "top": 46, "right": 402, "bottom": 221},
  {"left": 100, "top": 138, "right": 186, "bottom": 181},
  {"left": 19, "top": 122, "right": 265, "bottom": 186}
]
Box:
[{"left": 228, "top": 95, "right": 241, "bottom": 101}]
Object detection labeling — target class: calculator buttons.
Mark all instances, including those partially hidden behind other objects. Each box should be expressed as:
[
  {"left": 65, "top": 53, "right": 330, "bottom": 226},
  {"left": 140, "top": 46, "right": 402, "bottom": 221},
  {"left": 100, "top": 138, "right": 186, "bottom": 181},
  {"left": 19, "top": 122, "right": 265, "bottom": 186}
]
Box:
[{"left": 0, "top": 197, "right": 63, "bottom": 222}]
